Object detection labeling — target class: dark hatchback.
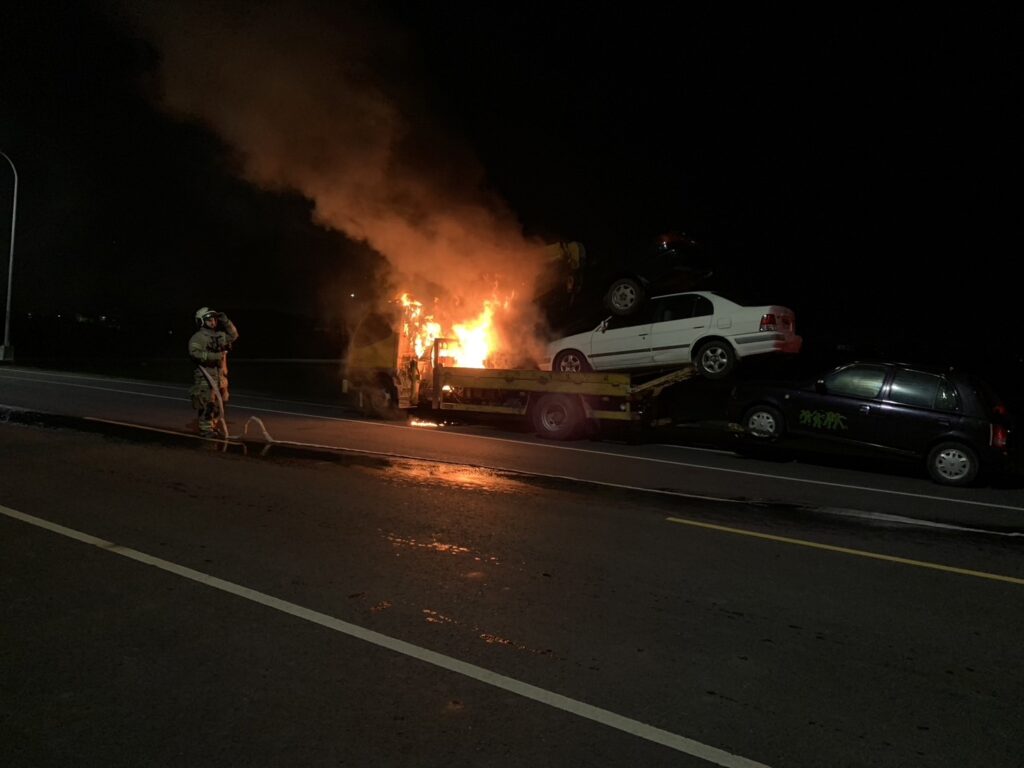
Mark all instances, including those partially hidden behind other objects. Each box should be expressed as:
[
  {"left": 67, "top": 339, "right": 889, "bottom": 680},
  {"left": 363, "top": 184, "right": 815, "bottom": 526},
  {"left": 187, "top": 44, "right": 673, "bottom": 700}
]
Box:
[{"left": 727, "top": 361, "right": 1013, "bottom": 486}]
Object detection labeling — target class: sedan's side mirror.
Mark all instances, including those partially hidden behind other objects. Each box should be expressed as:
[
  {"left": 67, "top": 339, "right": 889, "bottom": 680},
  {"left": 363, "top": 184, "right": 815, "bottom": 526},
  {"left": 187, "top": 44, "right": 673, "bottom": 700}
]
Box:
[
  {"left": 815, "top": 379, "right": 827, "bottom": 394},
  {"left": 599, "top": 318, "right": 610, "bottom": 333}
]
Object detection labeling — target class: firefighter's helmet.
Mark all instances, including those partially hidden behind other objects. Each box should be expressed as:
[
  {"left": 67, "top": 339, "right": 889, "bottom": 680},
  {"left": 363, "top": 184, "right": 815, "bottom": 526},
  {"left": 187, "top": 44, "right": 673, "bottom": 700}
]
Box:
[{"left": 195, "top": 307, "right": 217, "bottom": 327}]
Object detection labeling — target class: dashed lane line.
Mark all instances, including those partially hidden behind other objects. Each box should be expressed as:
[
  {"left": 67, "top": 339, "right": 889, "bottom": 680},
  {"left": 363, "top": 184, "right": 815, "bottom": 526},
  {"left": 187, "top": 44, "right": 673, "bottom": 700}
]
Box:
[{"left": 665, "top": 516, "right": 1024, "bottom": 586}]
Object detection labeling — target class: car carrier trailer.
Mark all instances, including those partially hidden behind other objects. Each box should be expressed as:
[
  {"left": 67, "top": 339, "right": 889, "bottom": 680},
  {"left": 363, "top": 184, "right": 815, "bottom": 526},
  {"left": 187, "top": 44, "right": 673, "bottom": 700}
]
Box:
[
  {"left": 422, "top": 339, "right": 696, "bottom": 439},
  {"left": 343, "top": 315, "right": 697, "bottom": 440}
]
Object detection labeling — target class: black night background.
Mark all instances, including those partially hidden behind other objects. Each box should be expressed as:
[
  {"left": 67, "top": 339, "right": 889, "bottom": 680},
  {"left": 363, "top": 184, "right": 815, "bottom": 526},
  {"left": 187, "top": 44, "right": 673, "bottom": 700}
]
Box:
[{"left": 1, "top": 2, "right": 1022, "bottom": 401}]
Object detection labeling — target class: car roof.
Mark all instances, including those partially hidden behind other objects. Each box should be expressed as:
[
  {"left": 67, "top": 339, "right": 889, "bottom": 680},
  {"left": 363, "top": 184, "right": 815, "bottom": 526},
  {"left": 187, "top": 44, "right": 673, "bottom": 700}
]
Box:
[
  {"left": 840, "top": 359, "right": 942, "bottom": 372},
  {"left": 840, "top": 360, "right": 981, "bottom": 380},
  {"left": 649, "top": 290, "right": 721, "bottom": 300}
]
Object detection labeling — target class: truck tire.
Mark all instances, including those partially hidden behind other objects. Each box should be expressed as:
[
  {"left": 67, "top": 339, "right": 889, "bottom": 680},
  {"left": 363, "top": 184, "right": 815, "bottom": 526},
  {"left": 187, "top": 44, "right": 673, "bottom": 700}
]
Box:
[
  {"left": 531, "top": 393, "right": 584, "bottom": 440},
  {"left": 360, "top": 376, "right": 402, "bottom": 420}
]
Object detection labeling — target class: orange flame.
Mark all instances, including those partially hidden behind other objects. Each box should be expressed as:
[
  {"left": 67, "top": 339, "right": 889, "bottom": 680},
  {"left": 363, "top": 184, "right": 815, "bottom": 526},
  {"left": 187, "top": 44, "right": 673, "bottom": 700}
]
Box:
[
  {"left": 397, "top": 292, "right": 505, "bottom": 368},
  {"left": 398, "top": 293, "right": 441, "bottom": 359}
]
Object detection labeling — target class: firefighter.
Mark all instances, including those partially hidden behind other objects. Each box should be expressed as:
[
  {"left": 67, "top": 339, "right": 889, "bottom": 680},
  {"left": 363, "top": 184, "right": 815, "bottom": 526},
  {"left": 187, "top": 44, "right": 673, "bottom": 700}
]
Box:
[{"left": 188, "top": 307, "right": 240, "bottom": 435}]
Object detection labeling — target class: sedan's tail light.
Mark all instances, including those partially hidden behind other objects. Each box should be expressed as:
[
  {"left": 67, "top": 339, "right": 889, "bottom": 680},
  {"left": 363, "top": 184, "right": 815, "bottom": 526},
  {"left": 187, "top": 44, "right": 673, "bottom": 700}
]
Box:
[
  {"left": 759, "top": 313, "right": 777, "bottom": 331},
  {"left": 991, "top": 423, "right": 1009, "bottom": 451}
]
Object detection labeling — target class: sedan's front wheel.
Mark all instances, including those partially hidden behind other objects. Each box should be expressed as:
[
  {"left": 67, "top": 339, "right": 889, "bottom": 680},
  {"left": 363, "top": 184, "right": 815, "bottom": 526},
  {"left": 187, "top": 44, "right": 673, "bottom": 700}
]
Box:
[
  {"left": 926, "top": 441, "right": 979, "bottom": 486},
  {"left": 552, "top": 349, "right": 592, "bottom": 373}
]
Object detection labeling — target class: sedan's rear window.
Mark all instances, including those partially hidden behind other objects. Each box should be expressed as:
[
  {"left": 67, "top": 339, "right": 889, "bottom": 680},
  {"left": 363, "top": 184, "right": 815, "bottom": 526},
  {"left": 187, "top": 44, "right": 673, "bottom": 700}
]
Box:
[{"left": 653, "top": 294, "right": 714, "bottom": 322}]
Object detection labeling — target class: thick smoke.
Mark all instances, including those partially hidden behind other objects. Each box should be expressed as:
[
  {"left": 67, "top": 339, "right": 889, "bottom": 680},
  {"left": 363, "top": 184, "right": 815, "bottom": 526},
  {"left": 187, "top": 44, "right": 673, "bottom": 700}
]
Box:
[{"left": 121, "top": 1, "right": 554, "bottom": 360}]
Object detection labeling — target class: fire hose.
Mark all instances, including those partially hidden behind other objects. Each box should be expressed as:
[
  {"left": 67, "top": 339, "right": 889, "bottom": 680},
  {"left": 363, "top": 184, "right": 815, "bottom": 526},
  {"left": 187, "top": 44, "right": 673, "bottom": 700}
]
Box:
[{"left": 196, "top": 365, "right": 274, "bottom": 445}]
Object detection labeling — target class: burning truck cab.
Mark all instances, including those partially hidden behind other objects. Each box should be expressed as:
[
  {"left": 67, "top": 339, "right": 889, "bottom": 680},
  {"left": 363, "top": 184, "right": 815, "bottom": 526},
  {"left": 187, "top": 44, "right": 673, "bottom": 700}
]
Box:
[
  {"left": 342, "top": 295, "right": 491, "bottom": 417},
  {"left": 343, "top": 294, "right": 514, "bottom": 418}
]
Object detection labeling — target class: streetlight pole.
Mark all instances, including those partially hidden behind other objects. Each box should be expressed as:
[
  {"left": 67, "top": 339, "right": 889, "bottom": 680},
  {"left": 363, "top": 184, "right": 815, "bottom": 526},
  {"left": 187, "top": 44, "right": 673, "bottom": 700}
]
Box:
[{"left": 0, "top": 150, "right": 17, "bottom": 361}]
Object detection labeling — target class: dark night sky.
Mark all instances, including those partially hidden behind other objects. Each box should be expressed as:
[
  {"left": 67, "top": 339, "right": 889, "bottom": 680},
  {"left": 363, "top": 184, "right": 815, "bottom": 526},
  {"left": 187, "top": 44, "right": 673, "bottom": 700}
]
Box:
[{"left": 1, "top": 2, "right": 1022, "bottom": 369}]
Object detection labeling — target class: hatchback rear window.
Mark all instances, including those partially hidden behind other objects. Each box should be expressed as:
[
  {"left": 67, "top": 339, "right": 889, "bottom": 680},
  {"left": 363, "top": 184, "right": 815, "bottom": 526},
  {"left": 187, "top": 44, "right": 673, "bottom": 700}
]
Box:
[
  {"left": 964, "top": 375, "right": 1010, "bottom": 420},
  {"left": 888, "top": 369, "right": 961, "bottom": 412},
  {"left": 826, "top": 365, "right": 887, "bottom": 399}
]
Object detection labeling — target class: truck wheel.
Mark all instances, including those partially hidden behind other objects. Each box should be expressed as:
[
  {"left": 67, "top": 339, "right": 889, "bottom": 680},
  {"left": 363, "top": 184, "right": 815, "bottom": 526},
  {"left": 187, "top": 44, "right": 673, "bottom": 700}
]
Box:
[
  {"left": 603, "top": 278, "right": 645, "bottom": 316},
  {"left": 693, "top": 340, "right": 736, "bottom": 379},
  {"left": 531, "top": 393, "right": 584, "bottom": 440},
  {"left": 552, "top": 349, "right": 592, "bottom": 372},
  {"left": 926, "top": 441, "right": 979, "bottom": 486},
  {"left": 360, "top": 378, "right": 402, "bottom": 420}
]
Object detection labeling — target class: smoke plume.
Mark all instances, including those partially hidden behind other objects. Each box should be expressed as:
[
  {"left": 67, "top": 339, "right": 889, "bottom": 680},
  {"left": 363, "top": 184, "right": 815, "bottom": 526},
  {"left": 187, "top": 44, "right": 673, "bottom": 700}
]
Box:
[{"left": 120, "top": 0, "right": 556, "bottom": 360}]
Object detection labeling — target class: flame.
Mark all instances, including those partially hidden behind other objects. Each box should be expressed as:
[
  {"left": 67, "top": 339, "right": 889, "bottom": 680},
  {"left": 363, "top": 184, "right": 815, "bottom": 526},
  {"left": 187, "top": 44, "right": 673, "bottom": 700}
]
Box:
[
  {"left": 452, "top": 302, "right": 495, "bottom": 368},
  {"left": 398, "top": 293, "right": 442, "bottom": 359},
  {"left": 397, "top": 292, "right": 505, "bottom": 368}
]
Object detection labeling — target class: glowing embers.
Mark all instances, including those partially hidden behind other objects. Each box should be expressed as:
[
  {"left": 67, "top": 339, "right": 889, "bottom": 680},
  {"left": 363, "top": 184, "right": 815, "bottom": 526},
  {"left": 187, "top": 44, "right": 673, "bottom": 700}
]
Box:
[{"left": 408, "top": 418, "right": 442, "bottom": 428}]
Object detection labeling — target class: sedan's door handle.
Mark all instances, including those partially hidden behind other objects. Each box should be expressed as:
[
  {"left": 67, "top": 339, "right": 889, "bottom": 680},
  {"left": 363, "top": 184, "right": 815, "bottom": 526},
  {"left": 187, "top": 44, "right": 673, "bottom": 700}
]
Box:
[
  {"left": 859, "top": 405, "right": 871, "bottom": 414},
  {"left": 938, "top": 419, "right": 950, "bottom": 427}
]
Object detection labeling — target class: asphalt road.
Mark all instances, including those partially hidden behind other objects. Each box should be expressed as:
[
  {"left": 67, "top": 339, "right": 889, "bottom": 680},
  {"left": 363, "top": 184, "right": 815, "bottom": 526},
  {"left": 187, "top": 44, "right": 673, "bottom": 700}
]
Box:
[
  {"left": 2, "top": 421, "right": 1023, "bottom": 767},
  {"left": 1, "top": 365, "right": 1024, "bottom": 766}
]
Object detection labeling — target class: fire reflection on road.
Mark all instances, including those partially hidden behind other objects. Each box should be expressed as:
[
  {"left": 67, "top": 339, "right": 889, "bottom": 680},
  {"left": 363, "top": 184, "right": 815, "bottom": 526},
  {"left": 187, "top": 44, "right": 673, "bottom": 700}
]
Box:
[
  {"left": 422, "top": 609, "right": 554, "bottom": 656},
  {"left": 384, "top": 533, "right": 501, "bottom": 565},
  {"left": 381, "top": 461, "right": 528, "bottom": 495}
]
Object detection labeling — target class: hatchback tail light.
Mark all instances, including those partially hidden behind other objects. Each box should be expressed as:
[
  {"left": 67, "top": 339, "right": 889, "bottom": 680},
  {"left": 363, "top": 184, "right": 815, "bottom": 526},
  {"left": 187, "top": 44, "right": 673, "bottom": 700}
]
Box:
[
  {"left": 759, "top": 313, "right": 777, "bottom": 332},
  {"left": 991, "top": 423, "right": 1009, "bottom": 451}
]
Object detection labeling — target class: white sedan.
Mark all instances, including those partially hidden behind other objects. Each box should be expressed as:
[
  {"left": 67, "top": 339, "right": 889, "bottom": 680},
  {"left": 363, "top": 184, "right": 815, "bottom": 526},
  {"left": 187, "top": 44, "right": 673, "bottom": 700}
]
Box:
[{"left": 541, "top": 291, "right": 803, "bottom": 379}]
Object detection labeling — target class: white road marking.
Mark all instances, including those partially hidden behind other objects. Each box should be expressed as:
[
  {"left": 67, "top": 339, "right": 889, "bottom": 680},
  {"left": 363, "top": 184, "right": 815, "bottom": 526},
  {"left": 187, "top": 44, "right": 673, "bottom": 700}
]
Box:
[
  {"left": 654, "top": 443, "right": 738, "bottom": 456},
  {"left": 0, "top": 367, "right": 186, "bottom": 391},
  {"left": 0, "top": 368, "right": 350, "bottom": 411},
  {"left": 816, "top": 508, "right": 1024, "bottom": 537},
  {"left": 3, "top": 371, "right": 1022, "bottom": 513},
  {"left": 0, "top": 370, "right": 360, "bottom": 415},
  {"left": 0, "top": 373, "right": 188, "bottom": 402},
  {"left": 0, "top": 503, "right": 769, "bottom": 768}
]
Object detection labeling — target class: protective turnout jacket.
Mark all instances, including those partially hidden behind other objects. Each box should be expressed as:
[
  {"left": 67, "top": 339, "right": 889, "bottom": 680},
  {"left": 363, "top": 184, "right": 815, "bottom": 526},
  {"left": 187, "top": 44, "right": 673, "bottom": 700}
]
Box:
[{"left": 189, "top": 315, "right": 239, "bottom": 388}]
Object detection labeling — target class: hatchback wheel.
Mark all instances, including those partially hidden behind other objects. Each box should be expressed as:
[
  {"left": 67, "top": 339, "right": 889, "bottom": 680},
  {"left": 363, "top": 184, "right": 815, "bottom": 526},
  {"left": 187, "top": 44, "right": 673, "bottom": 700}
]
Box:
[
  {"left": 926, "top": 442, "right": 979, "bottom": 486},
  {"left": 744, "top": 405, "right": 784, "bottom": 440}
]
